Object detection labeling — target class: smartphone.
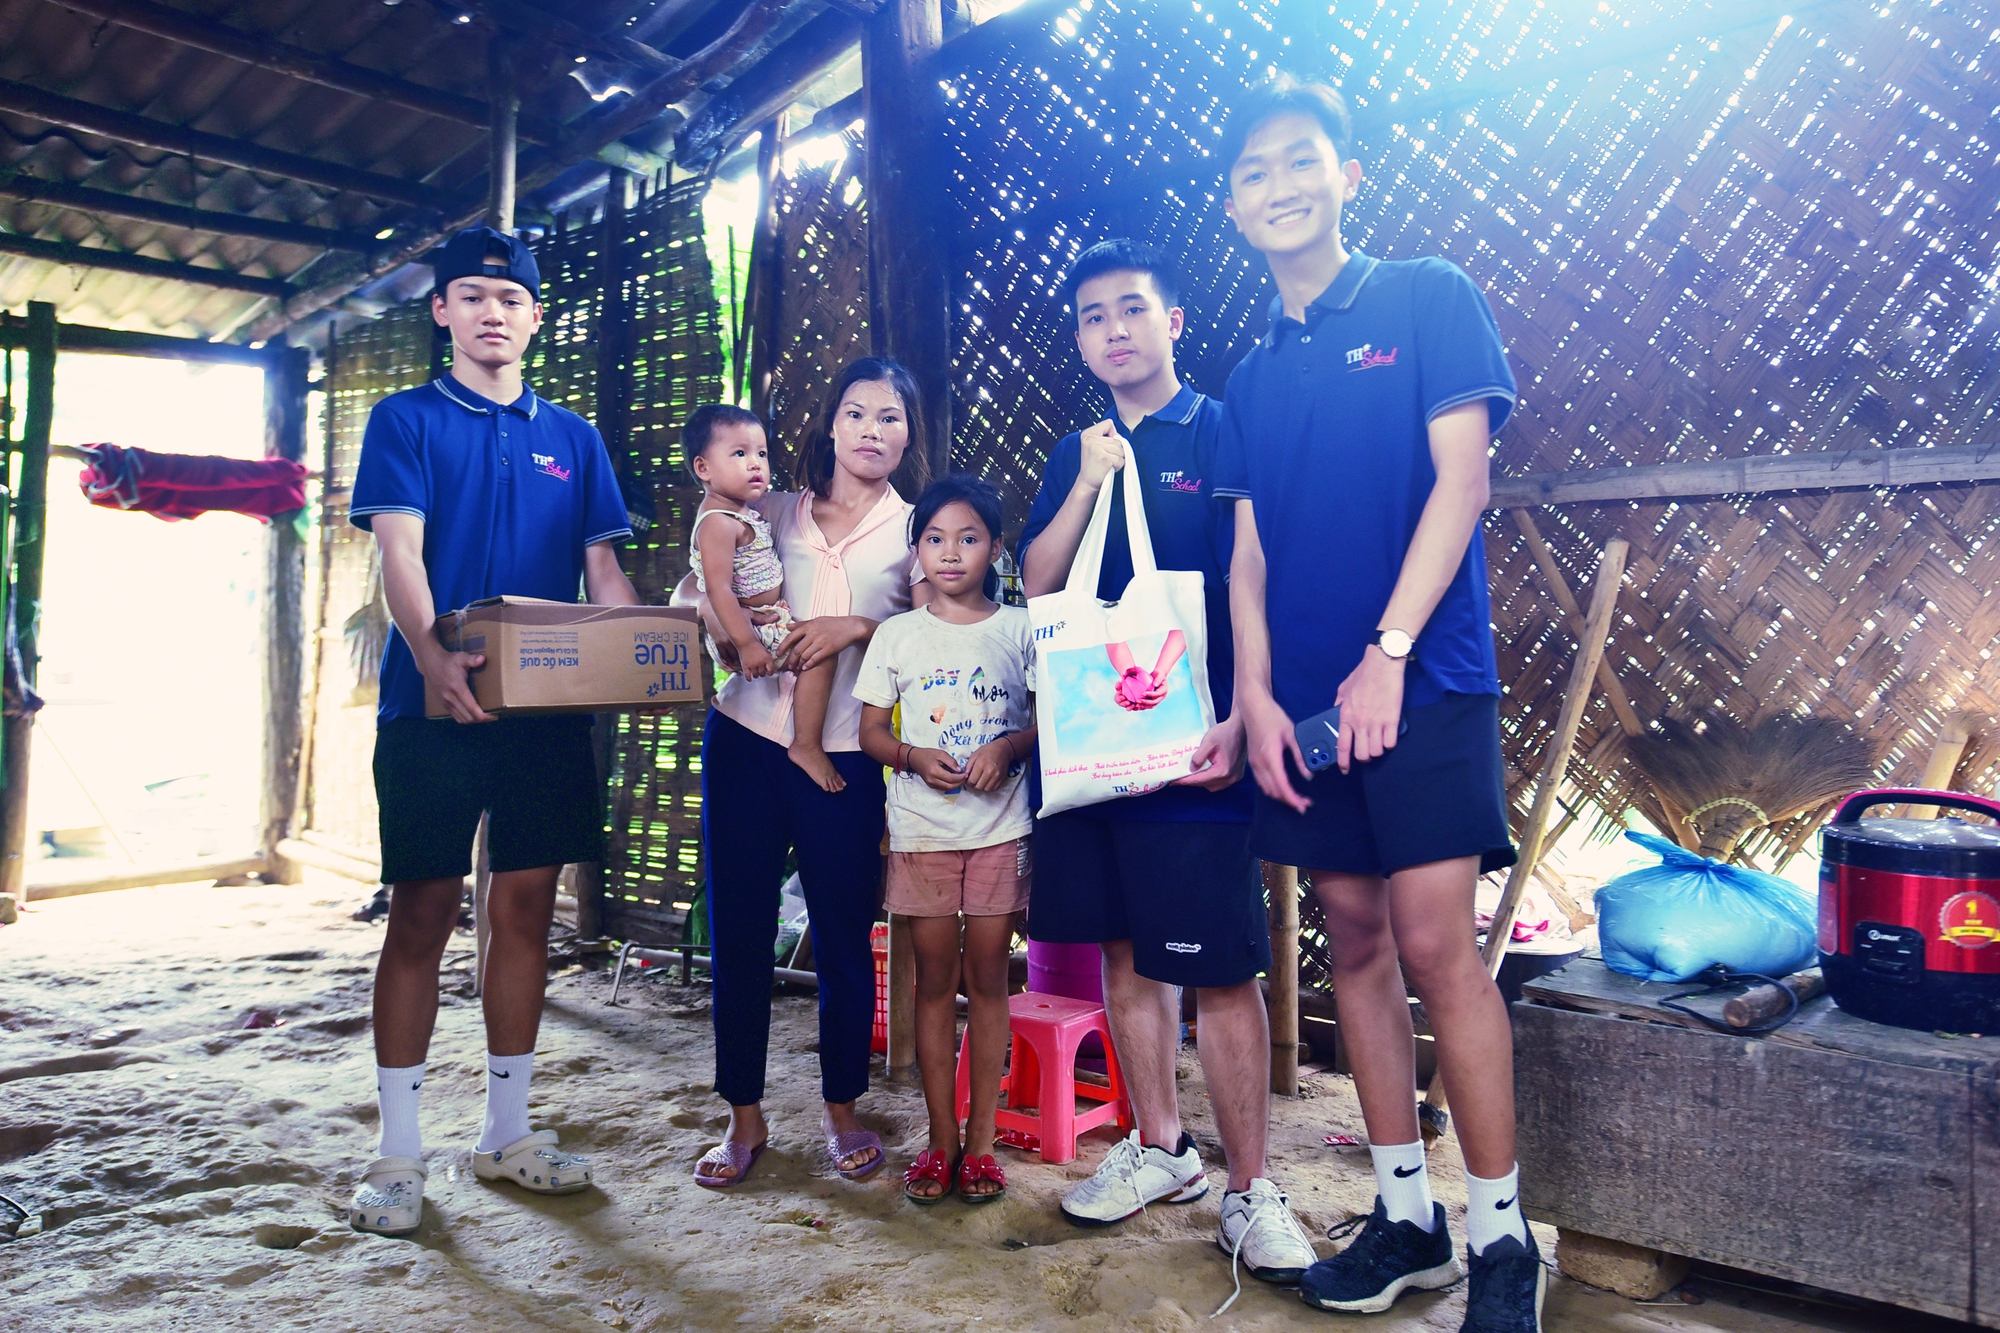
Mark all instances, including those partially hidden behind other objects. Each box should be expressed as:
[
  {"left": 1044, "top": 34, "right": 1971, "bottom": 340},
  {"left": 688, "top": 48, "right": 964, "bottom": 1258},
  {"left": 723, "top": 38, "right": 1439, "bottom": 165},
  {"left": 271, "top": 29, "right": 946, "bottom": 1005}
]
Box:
[{"left": 1293, "top": 704, "right": 1409, "bottom": 773}]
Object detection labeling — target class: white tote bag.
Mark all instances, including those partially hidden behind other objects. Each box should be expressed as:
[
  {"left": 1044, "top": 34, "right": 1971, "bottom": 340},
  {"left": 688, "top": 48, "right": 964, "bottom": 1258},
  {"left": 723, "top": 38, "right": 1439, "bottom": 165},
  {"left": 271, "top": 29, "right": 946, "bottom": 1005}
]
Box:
[{"left": 1030, "top": 439, "right": 1215, "bottom": 816}]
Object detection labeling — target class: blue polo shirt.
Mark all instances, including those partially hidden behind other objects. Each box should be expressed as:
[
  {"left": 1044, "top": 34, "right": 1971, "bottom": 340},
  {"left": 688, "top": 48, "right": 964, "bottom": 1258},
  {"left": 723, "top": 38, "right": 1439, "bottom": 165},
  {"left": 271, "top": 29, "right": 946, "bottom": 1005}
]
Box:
[
  {"left": 1214, "top": 253, "right": 1516, "bottom": 721},
  {"left": 1018, "top": 384, "right": 1253, "bottom": 823},
  {"left": 350, "top": 377, "right": 632, "bottom": 723}
]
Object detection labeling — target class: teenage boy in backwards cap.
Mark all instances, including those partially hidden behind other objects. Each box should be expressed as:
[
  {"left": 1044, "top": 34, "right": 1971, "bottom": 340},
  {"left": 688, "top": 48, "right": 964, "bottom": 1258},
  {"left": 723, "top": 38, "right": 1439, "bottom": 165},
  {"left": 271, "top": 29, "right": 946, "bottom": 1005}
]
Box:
[
  {"left": 344, "top": 226, "right": 640, "bottom": 1236},
  {"left": 1017, "top": 238, "right": 1319, "bottom": 1312},
  {"left": 1212, "top": 78, "right": 1540, "bottom": 1330}
]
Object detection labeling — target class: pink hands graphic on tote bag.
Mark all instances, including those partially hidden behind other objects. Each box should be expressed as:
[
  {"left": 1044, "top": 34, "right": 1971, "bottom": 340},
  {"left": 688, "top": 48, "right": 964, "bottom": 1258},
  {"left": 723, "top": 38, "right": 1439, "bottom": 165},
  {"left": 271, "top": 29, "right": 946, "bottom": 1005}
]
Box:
[
  {"left": 1107, "top": 632, "right": 1186, "bottom": 711},
  {"left": 1028, "top": 439, "right": 1214, "bottom": 816}
]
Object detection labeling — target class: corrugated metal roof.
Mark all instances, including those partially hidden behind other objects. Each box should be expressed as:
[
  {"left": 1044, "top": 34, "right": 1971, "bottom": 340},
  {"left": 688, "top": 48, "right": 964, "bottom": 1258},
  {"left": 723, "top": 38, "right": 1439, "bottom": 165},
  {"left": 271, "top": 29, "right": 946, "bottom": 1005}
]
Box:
[{"left": 0, "top": 0, "right": 793, "bottom": 339}]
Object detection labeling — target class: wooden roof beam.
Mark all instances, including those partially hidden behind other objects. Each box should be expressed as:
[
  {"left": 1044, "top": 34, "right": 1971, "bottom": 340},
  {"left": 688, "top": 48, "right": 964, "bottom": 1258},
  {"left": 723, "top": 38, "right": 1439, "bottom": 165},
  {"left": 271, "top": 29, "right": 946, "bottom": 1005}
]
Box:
[
  {"left": 1490, "top": 445, "right": 2000, "bottom": 509},
  {"left": 451, "top": 0, "right": 678, "bottom": 74},
  {"left": 0, "top": 79, "right": 456, "bottom": 211},
  {"left": 0, "top": 174, "right": 376, "bottom": 251},
  {"left": 242, "top": 0, "right": 791, "bottom": 343},
  {"left": 0, "top": 229, "right": 292, "bottom": 297},
  {"left": 43, "top": 0, "right": 562, "bottom": 143},
  {"left": 675, "top": 7, "right": 860, "bottom": 169},
  {"left": 0, "top": 315, "right": 280, "bottom": 366}
]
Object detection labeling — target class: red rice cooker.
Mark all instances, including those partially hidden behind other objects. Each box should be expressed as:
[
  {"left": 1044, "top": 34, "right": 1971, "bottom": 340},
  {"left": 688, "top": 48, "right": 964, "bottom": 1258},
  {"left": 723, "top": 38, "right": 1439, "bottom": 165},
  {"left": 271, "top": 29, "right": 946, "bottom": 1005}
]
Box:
[{"left": 1818, "top": 788, "right": 2000, "bottom": 1032}]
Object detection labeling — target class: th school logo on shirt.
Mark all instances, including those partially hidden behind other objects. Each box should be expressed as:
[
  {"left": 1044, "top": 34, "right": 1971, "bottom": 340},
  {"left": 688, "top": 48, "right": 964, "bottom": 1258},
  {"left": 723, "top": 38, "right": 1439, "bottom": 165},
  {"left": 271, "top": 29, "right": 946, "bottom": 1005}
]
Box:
[
  {"left": 532, "top": 453, "right": 571, "bottom": 481},
  {"left": 1157, "top": 470, "right": 1203, "bottom": 494},
  {"left": 1346, "top": 343, "right": 1399, "bottom": 371}
]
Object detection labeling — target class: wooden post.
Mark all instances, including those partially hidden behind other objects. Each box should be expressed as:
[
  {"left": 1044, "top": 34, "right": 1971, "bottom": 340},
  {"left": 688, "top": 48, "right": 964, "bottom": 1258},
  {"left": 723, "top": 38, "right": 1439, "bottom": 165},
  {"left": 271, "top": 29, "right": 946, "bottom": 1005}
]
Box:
[
  {"left": 1264, "top": 862, "right": 1300, "bottom": 1096},
  {"left": 886, "top": 911, "right": 917, "bottom": 1079},
  {"left": 291, "top": 325, "right": 338, "bottom": 842},
  {"left": 597, "top": 167, "right": 633, "bottom": 454},
  {"left": 573, "top": 172, "right": 634, "bottom": 943},
  {"left": 743, "top": 119, "right": 784, "bottom": 423},
  {"left": 0, "top": 301, "right": 53, "bottom": 903},
  {"left": 862, "top": 0, "right": 952, "bottom": 477},
  {"left": 260, "top": 340, "right": 311, "bottom": 883},
  {"left": 486, "top": 34, "right": 519, "bottom": 232},
  {"left": 1422, "top": 538, "right": 1629, "bottom": 1145}
]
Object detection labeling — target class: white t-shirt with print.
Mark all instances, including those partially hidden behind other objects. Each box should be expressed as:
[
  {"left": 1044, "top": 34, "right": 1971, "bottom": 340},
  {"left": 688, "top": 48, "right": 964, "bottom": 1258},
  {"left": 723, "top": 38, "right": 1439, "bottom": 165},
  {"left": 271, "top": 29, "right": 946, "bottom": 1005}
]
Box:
[{"left": 852, "top": 604, "right": 1035, "bottom": 853}]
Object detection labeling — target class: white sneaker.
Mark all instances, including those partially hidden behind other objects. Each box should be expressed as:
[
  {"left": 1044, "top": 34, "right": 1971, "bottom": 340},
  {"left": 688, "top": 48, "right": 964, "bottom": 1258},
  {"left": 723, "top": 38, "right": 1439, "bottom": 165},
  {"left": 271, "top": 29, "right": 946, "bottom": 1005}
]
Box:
[
  {"left": 1213, "top": 1178, "right": 1320, "bottom": 1315},
  {"left": 472, "top": 1129, "right": 594, "bottom": 1195},
  {"left": 349, "top": 1155, "right": 425, "bottom": 1236},
  {"left": 1059, "top": 1129, "right": 1207, "bottom": 1227}
]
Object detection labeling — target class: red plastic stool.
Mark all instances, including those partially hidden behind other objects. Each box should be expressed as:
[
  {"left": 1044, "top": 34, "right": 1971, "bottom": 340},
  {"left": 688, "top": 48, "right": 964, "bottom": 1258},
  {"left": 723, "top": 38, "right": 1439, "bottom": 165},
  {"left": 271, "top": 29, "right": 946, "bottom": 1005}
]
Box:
[{"left": 953, "top": 991, "right": 1132, "bottom": 1165}]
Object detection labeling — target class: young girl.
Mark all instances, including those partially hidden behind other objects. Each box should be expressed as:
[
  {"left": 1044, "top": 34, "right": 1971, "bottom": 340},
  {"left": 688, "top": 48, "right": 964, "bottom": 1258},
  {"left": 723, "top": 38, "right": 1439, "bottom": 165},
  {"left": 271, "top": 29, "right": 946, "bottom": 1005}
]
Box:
[
  {"left": 855, "top": 476, "right": 1036, "bottom": 1204},
  {"left": 687, "top": 404, "right": 842, "bottom": 792}
]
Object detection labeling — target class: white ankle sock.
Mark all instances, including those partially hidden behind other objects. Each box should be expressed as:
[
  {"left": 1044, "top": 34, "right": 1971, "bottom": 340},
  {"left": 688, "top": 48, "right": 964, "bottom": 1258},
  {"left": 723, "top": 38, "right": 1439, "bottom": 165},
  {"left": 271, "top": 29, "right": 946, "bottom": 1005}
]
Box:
[
  {"left": 375, "top": 1062, "right": 425, "bottom": 1160},
  {"left": 477, "top": 1052, "right": 534, "bottom": 1153},
  {"left": 1370, "top": 1139, "right": 1437, "bottom": 1231},
  {"left": 1465, "top": 1164, "right": 1529, "bottom": 1253}
]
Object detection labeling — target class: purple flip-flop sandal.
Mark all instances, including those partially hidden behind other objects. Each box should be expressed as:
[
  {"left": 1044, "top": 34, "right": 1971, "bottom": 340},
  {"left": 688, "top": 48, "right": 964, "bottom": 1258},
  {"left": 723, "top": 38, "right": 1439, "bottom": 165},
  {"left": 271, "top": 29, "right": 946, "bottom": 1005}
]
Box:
[
  {"left": 693, "top": 1140, "right": 765, "bottom": 1190},
  {"left": 825, "top": 1128, "right": 885, "bottom": 1181}
]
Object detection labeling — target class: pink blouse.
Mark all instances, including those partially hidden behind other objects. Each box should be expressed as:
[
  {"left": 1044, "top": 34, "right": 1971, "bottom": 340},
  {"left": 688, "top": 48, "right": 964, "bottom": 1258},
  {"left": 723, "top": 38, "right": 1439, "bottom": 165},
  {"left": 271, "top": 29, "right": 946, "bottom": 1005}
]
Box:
[{"left": 713, "top": 488, "right": 917, "bottom": 751}]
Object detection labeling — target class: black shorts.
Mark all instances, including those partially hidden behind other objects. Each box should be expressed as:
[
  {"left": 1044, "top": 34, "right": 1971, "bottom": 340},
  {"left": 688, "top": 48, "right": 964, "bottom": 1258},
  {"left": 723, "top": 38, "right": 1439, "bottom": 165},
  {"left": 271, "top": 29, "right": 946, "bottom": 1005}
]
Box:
[
  {"left": 373, "top": 715, "right": 604, "bottom": 884},
  {"left": 1028, "top": 813, "right": 1271, "bottom": 989},
  {"left": 1252, "top": 692, "right": 1517, "bottom": 877}
]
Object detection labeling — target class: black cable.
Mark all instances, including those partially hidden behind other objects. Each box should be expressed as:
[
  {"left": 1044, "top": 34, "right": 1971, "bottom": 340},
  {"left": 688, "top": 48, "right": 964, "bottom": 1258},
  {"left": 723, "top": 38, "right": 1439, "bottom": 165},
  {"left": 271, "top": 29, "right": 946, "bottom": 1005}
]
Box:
[{"left": 1657, "top": 966, "right": 1801, "bottom": 1034}]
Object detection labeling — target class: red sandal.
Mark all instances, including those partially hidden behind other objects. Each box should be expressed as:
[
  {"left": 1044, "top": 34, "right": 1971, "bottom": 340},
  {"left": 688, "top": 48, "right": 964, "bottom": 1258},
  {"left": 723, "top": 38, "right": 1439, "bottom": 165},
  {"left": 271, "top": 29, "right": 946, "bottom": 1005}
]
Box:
[
  {"left": 903, "top": 1149, "right": 953, "bottom": 1204},
  {"left": 956, "top": 1153, "right": 1006, "bottom": 1204}
]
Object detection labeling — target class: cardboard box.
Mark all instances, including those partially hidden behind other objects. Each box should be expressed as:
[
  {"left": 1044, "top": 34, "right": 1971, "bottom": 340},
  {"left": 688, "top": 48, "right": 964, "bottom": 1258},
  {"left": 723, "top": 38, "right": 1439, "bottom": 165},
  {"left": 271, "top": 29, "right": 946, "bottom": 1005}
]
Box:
[{"left": 423, "top": 597, "right": 704, "bottom": 718}]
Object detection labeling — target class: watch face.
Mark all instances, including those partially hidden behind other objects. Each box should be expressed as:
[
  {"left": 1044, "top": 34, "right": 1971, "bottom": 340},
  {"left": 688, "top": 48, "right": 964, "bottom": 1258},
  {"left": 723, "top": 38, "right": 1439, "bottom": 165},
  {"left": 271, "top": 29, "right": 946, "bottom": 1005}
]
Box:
[{"left": 1378, "top": 629, "right": 1414, "bottom": 659}]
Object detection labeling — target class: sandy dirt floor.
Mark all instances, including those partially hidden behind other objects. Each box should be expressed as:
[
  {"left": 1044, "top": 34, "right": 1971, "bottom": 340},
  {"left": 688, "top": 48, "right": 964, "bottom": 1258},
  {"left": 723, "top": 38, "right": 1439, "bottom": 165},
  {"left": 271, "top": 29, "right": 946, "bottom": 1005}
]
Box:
[{"left": 0, "top": 876, "right": 1965, "bottom": 1333}]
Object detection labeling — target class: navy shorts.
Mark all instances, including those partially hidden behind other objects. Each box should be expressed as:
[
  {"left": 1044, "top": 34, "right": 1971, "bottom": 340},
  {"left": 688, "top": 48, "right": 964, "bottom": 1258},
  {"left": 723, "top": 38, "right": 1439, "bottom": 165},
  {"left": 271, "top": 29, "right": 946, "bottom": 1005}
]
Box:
[
  {"left": 1252, "top": 692, "right": 1516, "bottom": 877},
  {"left": 373, "top": 715, "right": 603, "bottom": 884},
  {"left": 1028, "top": 813, "right": 1271, "bottom": 989}
]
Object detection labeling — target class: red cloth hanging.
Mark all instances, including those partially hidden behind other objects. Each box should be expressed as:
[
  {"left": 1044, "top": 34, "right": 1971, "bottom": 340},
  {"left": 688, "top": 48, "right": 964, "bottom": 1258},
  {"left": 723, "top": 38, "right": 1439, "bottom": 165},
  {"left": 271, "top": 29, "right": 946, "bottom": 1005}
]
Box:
[{"left": 76, "top": 444, "right": 308, "bottom": 522}]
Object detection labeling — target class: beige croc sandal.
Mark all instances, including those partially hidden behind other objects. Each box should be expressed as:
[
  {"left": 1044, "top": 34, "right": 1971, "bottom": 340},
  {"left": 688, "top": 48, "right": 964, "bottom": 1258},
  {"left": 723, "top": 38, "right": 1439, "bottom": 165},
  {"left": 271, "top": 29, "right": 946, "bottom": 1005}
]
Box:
[
  {"left": 472, "top": 1130, "right": 594, "bottom": 1195},
  {"left": 349, "top": 1155, "right": 426, "bottom": 1236}
]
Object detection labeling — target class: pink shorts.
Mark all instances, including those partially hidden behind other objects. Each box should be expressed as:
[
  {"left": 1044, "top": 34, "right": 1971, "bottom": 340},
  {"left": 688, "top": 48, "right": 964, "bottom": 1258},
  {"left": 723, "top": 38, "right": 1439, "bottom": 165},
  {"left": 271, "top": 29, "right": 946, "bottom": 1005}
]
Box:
[{"left": 885, "top": 838, "right": 1032, "bottom": 919}]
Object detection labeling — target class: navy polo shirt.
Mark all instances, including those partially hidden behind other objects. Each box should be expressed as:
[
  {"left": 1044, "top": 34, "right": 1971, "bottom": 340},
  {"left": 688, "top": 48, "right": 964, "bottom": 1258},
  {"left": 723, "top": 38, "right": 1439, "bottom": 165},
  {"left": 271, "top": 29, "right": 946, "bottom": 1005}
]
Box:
[
  {"left": 350, "top": 377, "right": 632, "bottom": 723},
  {"left": 1018, "top": 384, "right": 1253, "bottom": 823},
  {"left": 1215, "top": 253, "right": 1516, "bottom": 722}
]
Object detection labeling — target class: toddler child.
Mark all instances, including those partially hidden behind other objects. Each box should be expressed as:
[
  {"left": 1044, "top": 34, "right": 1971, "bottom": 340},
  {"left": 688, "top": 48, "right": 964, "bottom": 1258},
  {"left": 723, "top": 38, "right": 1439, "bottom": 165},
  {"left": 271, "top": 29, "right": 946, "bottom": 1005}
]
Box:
[
  {"left": 856, "top": 475, "right": 1036, "bottom": 1204},
  {"left": 687, "top": 404, "right": 842, "bottom": 792}
]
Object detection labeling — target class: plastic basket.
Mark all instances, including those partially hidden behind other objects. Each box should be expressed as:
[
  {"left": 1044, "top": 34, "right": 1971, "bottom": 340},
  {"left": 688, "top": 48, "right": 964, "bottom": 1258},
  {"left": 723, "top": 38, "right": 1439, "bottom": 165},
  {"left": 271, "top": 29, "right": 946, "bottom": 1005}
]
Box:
[{"left": 870, "top": 922, "right": 890, "bottom": 1054}]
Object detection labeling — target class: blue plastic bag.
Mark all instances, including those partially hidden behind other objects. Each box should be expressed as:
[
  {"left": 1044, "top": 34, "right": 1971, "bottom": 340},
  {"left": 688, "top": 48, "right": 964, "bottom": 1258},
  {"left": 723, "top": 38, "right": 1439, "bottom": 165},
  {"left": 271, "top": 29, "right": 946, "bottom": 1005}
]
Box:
[{"left": 1594, "top": 832, "right": 1818, "bottom": 982}]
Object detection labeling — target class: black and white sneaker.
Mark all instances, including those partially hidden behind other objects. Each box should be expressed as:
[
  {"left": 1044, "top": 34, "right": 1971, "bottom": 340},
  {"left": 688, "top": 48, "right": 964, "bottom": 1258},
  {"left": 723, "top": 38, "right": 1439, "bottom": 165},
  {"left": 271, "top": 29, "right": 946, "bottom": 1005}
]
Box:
[
  {"left": 1298, "top": 1197, "right": 1463, "bottom": 1314},
  {"left": 1459, "top": 1230, "right": 1546, "bottom": 1332}
]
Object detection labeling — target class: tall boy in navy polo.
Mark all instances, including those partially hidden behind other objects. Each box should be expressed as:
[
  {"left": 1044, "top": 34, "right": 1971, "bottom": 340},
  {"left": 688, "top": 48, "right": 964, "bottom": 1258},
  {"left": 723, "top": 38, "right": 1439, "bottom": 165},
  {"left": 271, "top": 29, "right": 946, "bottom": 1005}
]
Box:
[
  {"left": 1017, "top": 240, "right": 1319, "bottom": 1293},
  {"left": 1214, "top": 79, "right": 1541, "bottom": 1330},
  {"left": 343, "top": 226, "right": 640, "bottom": 1237}
]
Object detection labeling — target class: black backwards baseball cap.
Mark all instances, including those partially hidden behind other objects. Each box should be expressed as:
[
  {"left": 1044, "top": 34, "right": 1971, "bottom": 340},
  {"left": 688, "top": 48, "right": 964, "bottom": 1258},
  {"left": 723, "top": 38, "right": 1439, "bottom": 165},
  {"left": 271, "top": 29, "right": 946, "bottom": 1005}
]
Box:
[{"left": 430, "top": 225, "right": 540, "bottom": 299}]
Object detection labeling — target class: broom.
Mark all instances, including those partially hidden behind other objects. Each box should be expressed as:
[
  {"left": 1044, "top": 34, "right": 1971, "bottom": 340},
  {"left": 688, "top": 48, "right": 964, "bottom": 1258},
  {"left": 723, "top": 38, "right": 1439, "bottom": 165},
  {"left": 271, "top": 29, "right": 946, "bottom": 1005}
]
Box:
[{"left": 1626, "top": 713, "right": 1878, "bottom": 860}]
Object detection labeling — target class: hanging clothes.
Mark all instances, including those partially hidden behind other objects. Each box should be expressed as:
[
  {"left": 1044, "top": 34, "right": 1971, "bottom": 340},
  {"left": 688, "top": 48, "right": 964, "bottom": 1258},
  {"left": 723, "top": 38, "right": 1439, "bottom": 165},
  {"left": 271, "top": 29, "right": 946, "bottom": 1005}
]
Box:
[{"left": 75, "top": 443, "right": 307, "bottom": 522}]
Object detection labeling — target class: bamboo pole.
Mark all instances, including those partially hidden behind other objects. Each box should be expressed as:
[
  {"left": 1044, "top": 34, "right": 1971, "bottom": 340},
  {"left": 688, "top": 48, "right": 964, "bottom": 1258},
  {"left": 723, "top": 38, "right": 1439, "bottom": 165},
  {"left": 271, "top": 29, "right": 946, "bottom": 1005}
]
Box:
[
  {"left": 1908, "top": 713, "right": 1980, "bottom": 820},
  {"left": 1422, "top": 538, "right": 1629, "bottom": 1147},
  {"left": 1264, "top": 862, "right": 1301, "bottom": 1096},
  {"left": 1510, "top": 509, "right": 1641, "bottom": 738}
]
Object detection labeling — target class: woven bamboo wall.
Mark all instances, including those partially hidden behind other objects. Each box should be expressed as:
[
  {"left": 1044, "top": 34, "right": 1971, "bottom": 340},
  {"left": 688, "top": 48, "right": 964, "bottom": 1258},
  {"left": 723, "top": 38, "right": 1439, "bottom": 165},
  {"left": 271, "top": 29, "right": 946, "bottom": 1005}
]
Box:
[
  {"left": 766, "top": 129, "right": 872, "bottom": 485},
  {"left": 931, "top": 0, "right": 2000, "bottom": 855}
]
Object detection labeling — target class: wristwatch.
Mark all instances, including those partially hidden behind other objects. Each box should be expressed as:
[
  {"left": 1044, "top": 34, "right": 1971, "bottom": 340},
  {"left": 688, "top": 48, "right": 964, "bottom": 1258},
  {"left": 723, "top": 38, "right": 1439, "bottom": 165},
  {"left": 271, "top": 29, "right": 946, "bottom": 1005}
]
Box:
[{"left": 1371, "top": 628, "right": 1415, "bottom": 660}]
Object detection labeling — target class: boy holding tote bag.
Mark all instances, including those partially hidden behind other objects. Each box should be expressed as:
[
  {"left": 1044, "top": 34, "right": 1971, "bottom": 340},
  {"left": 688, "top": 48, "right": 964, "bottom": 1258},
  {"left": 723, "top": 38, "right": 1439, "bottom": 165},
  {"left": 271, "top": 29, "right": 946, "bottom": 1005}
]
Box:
[{"left": 1017, "top": 240, "right": 1318, "bottom": 1307}]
